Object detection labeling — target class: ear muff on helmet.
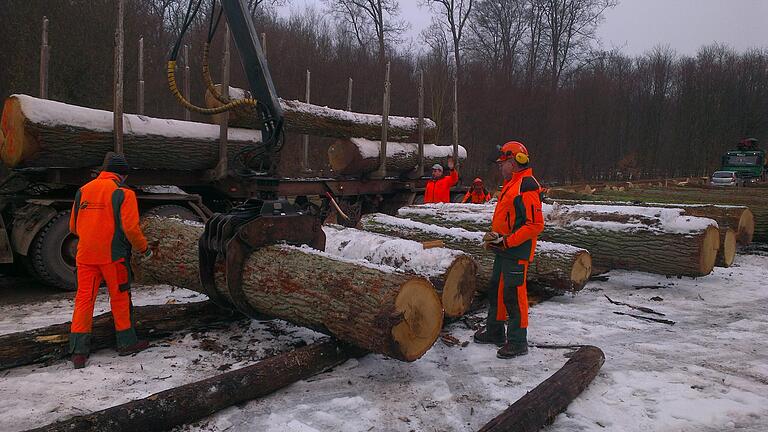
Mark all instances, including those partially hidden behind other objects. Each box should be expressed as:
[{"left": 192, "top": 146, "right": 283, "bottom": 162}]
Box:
[{"left": 515, "top": 152, "right": 529, "bottom": 165}]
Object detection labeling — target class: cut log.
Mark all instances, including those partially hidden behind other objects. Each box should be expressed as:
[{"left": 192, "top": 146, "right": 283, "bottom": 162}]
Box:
[
  {"left": 322, "top": 225, "right": 478, "bottom": 318},
  {"left": 0, "top": 94, "right": 262, "bottom": 170},
  {"left": 205, "top": 85, "right": 438, "bottom": 142},
  {"left": 547, "top": 187, "right": 767, "bottom": 243},
  {"left": 0, "top": 301, "right": 242, "bottom": 371},
  {"left": 397, "top": 203, "right": 721, "bottom": 277},
  {"left": 133, "top": 217, "right": 443, "bottom": 362},
  {"left": 546, "top": 194, "right": 755, "bottom": 245},
  {"left": 478, "top": 345, "right": 605, "bottom": 432},
  {"left": 359, "top": 213, "right": 592, "bottom": 293},
  {"left": 327, "top": 138, "right": 467, "bottom": 176},
  {"left": 31, "top": 339, "right": 357, "bottom": 432},
  {"left": 716, "top": 228, "right": 737, "bottom": 268}
]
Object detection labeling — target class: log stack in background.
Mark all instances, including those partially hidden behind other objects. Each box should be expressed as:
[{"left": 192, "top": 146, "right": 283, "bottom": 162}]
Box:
[
  {"left": 327, "top": 139, "right": 466, "bottom": 176},
  {"left": 134, "top": 217, "right": 443, "bottom": 362},
  {"left": 396, "top": 203, "right": 721, "bottom": 277},
  {"left": 205, "top": 85, "right": 438, "bottom": 143},
  {"left": 323, "top": 225, "right": 477, "bottom": 318},
  {"left": 359, "top": 213, "right": 593, "bottom": 293},
  {"left": 0, "top": 95, "right": 262, "bottom": 170}
]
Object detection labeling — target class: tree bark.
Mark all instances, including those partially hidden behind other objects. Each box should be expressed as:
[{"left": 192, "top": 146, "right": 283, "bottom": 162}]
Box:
[
  {"left": 205, "top": 85, "right": 438, "bottom": 143},
  {"left": 0, "top": 94, "right": 261, "bottom": 170},
  {"left": 0, "top": 301, "right": 242, "bottom": 371},
  {"left": 396, "top": 203, "right": 721, "bottom": 277},
  {"left": 327, "top": 138, "right": 467, "bottom": 176},
  {"left": 478, "top": 345, "right": 605, "bottom": 432},
  {"left": 546, "top": 193, "right": 755, "bottom": 245},
  {"left": 322, "top": 225, "right": 478, "bottom": 318},
  {"left": 359, "top": 214, "right": 592, "bottom": 293},
  {"left": 30, "top": 339, "right": 357, "bottom": 432},
  {"left": 547, "top": 187, "right": 766, "bottom": 243},
  {"left": 133, "top": 217, "right": 443, "bottom": 362}
]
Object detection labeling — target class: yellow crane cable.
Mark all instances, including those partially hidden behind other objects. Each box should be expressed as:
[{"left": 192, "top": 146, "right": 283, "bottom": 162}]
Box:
[
  {"left": 166, "top": 60, "right": 257, "bottom": 115},
  {"left": 202, "top": 43, "right": 237, "bottom": 105}
]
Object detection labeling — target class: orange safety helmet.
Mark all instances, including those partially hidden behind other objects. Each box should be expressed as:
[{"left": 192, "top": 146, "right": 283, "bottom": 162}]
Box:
[{"left": 496, "top": 141, "right": 529, "bottom": 165}]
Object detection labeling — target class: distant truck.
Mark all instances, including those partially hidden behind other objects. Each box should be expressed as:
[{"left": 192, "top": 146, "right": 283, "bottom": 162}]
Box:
[{"left": 720, "top": 138, "right": 767, "bottom": 182}]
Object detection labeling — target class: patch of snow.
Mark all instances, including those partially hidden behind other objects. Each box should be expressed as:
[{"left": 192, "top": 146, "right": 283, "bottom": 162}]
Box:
[
  {"left": 350, "top": 138, "right": 468, "bottom": 160},
  {"left": 138, "top": 185, "right": 188, "bottom": 195}
]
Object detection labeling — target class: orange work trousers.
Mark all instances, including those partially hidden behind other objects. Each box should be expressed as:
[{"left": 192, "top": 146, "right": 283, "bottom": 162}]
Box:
[{"left": 70, "top": 260, "right": 136, "bottom": 354}]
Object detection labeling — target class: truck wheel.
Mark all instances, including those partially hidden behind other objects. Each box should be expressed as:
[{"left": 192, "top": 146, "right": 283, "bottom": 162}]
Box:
[
  {"left": 29, "top": 211, "right": 77, "bottom": 291},
  {"left": 144, "top": 204, "right": 202, "bottom": 222}
]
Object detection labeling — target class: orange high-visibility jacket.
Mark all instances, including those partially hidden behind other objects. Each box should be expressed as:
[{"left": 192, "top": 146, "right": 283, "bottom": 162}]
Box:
[
  {"left": 462, "top": 188, "right": 492, "bottom": 204},
  {"left": 424, "top": 169, "right": 459, "bottom": 203},
  {"left": 70, "top": 172, "right": 148, "bottom": 265},
  {"left": 490, "top": 168, "right": 544, "bottom": 261}
]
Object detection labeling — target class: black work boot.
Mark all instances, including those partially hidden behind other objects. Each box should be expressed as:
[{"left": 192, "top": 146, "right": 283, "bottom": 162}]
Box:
[
  {"left": 496, "top": 343, "right": 529, "bottom": 359},
  {"left": 72, "top": 354, "right": 88, "bottom": 369},
  {"left": 473, "top": 327, "right": 505, "bottom": 346},
  {"left": 117, "top": 340, "right": 150, "bottom": 356}
]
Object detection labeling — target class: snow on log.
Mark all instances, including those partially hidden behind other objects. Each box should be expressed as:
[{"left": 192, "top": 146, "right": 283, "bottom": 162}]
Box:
[
  {"left": 322, "top": 225, "right": 477, "bottom": 317},
  {"left": 547, "top": 187, "right": 766, "bottom": 244},
  {"left": 397, "top": 203, "right": 721, "bottom": 277},
  {"left": 359, "top": 213, "right": 592, "bottom": 293},
  {"left": 0, "top": 94, "right": 262, "bottom": 170},
  {"left": 546, "top": 195, "right": 755, "bottom": 246},
  {"left": 133, "top": 217, "right": 443, "bottom": 362},
  {"left": 31, "top": 339, "right": 356, "bottom": 432},
  {"left": 327, "top": 138, "right": 467, "bottom": 176},
  {"left": 0, "top": 301, "right": 242, "bottom": 371},
  {"left": 205, "top": 85, "right": 438, "bottom": 142},
  {"left": 478, "top": 345, "right": 605, "bottom": 432}
]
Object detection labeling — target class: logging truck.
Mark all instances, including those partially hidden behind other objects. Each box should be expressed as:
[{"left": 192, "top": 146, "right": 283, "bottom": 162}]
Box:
[{"left": 0, "top": 0, "right": 466, "bottom": 291}]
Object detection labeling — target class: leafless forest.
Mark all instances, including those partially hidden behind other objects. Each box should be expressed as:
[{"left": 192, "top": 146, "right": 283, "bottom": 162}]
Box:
[{"left": 2, "top": 0, "right": 767, "bottom": 185}]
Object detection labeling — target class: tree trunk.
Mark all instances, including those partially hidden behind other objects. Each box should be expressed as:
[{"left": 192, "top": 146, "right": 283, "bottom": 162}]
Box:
[
  {"left": 31, "top": 339, "right": 357, "bottom": 432},
  {"left": 546, "top": 193, "right": 755, "bottom": 245},
  {"left": 478, "top": 345, "right": 605, "bottom": 432},
  {"left": 0, "top": 301, "right": 242, "bottom": 371},
  {"left": 0, "top": 94, "right": 261, "bottom": 170},
  {"left": 327, "top": 138, "right": 467, "bottom": 176},
  {"left": 547, "top": 187, "right": 766, "bottom": 243},
  {"left": 322, "top": 225, "right": 478, "bottom": 318},
  {"left": 716, "top": 228, "right": 737, "bottom": 268},
  {"left": 134, "top": 217, "right": 443, "bottom": 362},
  {"left": 205, "top": 85, "right": 438, "bottom": 143},
  {"left": 396, "top": 203, "right": 721, "bottom": 277},
  {"left": 359, "top": 214, "right": 592, "bottom": 293}
]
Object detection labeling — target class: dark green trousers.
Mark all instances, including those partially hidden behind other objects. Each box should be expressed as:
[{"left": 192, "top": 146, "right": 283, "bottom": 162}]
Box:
[{"left": 485, "top": 254, "right": 528, "bottom": 346}]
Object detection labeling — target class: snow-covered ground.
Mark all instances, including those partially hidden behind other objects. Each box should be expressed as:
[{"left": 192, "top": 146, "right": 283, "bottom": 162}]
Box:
[{"left": 2, "top": 254, "right": 768, "bottom": 431}]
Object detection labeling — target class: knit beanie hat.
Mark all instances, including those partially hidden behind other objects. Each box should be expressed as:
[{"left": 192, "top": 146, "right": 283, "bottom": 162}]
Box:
[{"left": 103, "top": 152, "right": 130, "bottom": 175}]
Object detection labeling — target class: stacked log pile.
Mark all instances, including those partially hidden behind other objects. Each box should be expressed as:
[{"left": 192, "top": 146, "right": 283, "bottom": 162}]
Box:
[
  {"left": 359, "top": 213, "right": 592, "bottom": 293},
  {"left": 547, "top": 187, "right": 767, "bottom": 243},
  {"left": 133, "top": 217, "right": 443, "bottom": 362},
  {"left": 323, "top": 225, "right": 477, "bottom": 318},
  {"left": 396, "top": 203, "right": 721, "bottom": 277},
  {"left": 327, "top": 139, "right": 466, "bottom": 176}
]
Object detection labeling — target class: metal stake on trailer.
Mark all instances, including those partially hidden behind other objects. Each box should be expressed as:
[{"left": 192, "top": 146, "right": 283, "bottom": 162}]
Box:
[
  {"left": 39, "top": 16, "right": 49, "bottom": 99},
  {"left": 372, "top": 62, "right": 391, "bottom": 179},
  {"left": 113, "top": 0, "right": 125, "bottom": 153}
]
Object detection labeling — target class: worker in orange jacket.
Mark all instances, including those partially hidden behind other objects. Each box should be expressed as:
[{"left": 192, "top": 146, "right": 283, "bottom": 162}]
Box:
[
  {"left": 474, "top": 141, "right": 544, "bottom": 358},
  {"left": 461, "top": 178, "right": 492, "bottom": 204},
  {"left": 424, "top": 157, "right": 459, "bottom": 203},
  {"left": 68, "top": 153, "right": 152, "bottom": 368}
]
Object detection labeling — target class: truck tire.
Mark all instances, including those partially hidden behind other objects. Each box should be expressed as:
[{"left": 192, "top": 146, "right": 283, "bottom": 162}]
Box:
[
  {"left": 29, "top": 211, "right": 77, "bottom": 291},
  {"left": 144, "top": 204, "right": 202, "bottom": 222}
]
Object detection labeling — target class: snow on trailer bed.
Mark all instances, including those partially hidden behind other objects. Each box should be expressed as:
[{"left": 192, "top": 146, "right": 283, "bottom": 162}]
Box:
[{"left": 2, "top": 255, "right": 768, "bottom": 432}]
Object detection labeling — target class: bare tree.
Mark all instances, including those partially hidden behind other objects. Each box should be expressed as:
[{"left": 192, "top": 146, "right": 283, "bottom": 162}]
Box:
[
  {"left": 421, "top": 0, "right": 474, "bottom": 80},
  {"left": 539, "top": 0, "right": 616, "bottom": 90},
  {"left": 324, "top": 0, "right": 408, "bottom": 66},
  {"left": 466, "top": 0, "right": 526, "bottom": 77}
]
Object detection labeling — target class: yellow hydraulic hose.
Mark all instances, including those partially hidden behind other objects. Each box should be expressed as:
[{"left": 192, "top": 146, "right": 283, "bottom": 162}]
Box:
[{"left": 166, "top": 60, "right": 257, "bottom": 115}]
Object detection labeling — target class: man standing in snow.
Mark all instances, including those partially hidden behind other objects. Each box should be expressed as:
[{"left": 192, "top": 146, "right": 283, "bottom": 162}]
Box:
[
  {"left": 474, "top": 141, "right": 544, "bottom": 358},
  {"left": 461, "top": 177, "right": 492, "bottom": 203},
  {"left": 423, "top": 156, "right": 459, "bottom": 203},
  {"left": 68, "top": 153, "right": 152, "bottom": 368}
]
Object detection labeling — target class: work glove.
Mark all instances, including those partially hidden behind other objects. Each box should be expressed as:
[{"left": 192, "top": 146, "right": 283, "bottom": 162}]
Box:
[
  {"left": 482, "top": 231, "right": 507, "bottom": 251},
  {"left": 446, "top": 156, "right": 456, "bottom": 170},
  {"left": 138, "top": 248, "right": 153, "bottom": 262}
]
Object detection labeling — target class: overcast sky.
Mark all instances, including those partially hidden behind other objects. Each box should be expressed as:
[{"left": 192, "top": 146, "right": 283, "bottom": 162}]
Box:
[{"left": 277, "top": 0, "right": 768, "bottom": 56}]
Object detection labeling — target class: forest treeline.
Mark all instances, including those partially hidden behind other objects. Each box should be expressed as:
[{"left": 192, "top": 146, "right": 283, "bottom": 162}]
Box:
[{"left": 1, "top": 0, "right": 766, "bottom": 186}]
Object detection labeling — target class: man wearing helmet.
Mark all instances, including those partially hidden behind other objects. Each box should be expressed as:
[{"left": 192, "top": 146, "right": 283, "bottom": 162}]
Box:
[
  {"left": 475, "top": 141, "right": 544, "bottom": 358},
  {"left": 423, "top": 156, "right": 458, "bottom": 203},
  {"left": 462, "top": 178, "right": 492, "bottom": 203}
]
